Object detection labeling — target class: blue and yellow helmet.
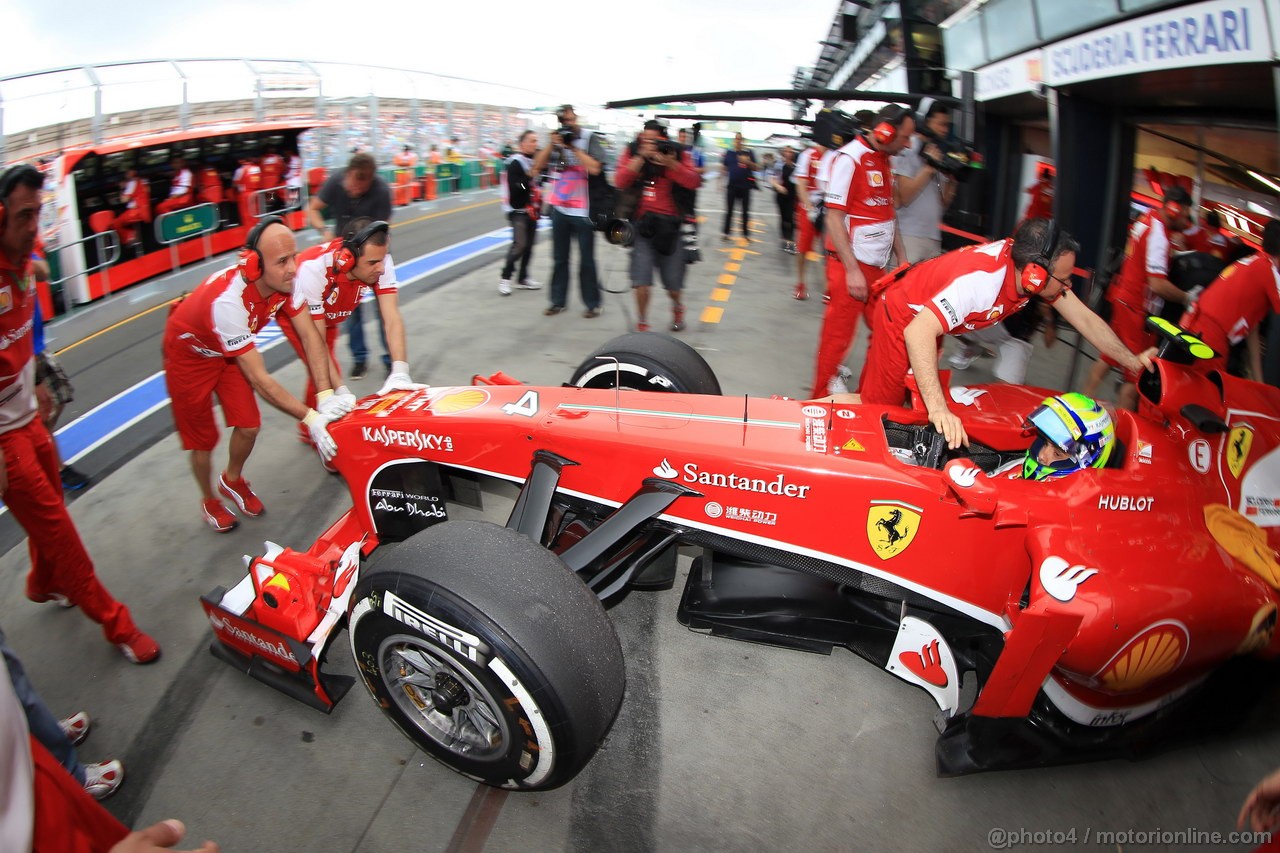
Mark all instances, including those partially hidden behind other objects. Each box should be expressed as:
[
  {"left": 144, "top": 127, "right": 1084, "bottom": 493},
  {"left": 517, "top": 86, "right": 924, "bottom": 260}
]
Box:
[{"left": 1022, "top": 392, "right": 1115, "bottom": 481}]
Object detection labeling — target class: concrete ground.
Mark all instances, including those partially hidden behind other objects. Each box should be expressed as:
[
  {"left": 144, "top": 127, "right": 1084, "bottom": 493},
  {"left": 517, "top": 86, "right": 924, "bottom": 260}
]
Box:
[{"left": 5, "top": 197, "right": 1278, "bottom": 852}]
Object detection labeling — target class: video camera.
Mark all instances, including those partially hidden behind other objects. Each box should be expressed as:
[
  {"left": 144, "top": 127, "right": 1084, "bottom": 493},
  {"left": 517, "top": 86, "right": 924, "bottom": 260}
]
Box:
[
  {"left": 558, "top": 125, "right": 578, "bottom": 145},
  {"left": 811, "top": 108, "right": 858, "bottom": 150},
  {"left": 915, "top": 97, "right": 979, "bottom": 181}
]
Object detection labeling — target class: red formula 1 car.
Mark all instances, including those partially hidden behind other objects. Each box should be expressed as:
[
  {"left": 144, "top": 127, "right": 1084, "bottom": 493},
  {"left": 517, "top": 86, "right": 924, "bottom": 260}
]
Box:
[{"left": 201, "top": 327, "right": 1280, "bottom": 790}]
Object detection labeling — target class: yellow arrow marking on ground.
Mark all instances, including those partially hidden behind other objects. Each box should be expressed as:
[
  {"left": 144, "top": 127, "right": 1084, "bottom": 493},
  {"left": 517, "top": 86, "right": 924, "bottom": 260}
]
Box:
[
  {"left": 711, "top": 288, "right": 732, "bottom": 302},
  {"left": 725, "top": 262, "right": 741, "bottom": 272},
  {"left": 717, "top": 273, "right": 736, "bottom": 286}
]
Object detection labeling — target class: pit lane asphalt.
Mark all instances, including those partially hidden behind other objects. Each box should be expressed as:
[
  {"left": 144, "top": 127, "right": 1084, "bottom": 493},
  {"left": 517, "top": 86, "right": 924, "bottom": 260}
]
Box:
[{"left": 4, "top": 181, "right": 1279, "bottom": 851}]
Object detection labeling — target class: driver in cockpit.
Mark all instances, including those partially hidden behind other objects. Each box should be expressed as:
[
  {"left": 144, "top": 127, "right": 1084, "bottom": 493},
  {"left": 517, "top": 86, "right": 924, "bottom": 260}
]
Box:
[{"left": 1017, "top": 392, "right": 1116, "bottom": 480}]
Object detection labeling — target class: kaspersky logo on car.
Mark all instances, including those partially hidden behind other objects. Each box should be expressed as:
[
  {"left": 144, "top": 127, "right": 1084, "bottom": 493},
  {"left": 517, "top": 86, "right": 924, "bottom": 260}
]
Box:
[{"left": 652, "top": 458, "right": 812, "bottom": 498}]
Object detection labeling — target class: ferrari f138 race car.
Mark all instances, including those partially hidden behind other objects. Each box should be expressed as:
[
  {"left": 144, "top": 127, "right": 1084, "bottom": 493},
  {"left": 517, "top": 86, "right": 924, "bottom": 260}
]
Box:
[{"left": 201, "top": 325, "right": 1280, "bottom": 790}]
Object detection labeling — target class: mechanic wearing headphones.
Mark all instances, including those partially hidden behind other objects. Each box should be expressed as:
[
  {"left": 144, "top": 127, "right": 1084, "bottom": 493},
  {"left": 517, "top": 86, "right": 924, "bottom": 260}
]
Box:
[
  {"left": 280, "top": 216, "right": 425, "bottom": 451},
  {"left": 1080, "top": 186, "right": 1194, "bottom": 410},
  {"left": 0, "top": 164, "right": 160, "bottom": 663},
  {"left": 163, "top": 217, "right": 349, "bottom": 532},
  {"left": 855, "top": 218, "right": 1156, "bottom": 450},
  {"left": 811, "top": 103, "right": 913, "bottom": 398}
]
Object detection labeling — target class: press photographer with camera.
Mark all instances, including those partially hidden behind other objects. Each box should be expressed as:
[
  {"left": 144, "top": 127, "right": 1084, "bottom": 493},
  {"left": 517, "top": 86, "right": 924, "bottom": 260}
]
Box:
[
  {"left": 892, "top": 98, "right": 958, "bottom": 263},
  {"left": 615, "top": 120, "right": 702, "bottom": 332},
  {"left": 532, "top": 105, "right": 607, "bottom": 318}
]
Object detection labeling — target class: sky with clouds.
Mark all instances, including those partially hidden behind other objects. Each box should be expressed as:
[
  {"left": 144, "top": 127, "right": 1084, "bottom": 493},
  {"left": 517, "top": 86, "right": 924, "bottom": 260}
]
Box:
[{"left": 0, "top": 0, "right": 842, "bottom": 114}]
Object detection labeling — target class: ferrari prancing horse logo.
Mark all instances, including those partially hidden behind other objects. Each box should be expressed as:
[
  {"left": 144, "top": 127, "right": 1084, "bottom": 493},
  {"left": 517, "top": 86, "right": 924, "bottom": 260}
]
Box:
[
  {"left": 867, "top": 500, "right": 922, "bottom": 560},
  {"left": 1228, "top": 426, "right": 1254, "bottom": 478}
]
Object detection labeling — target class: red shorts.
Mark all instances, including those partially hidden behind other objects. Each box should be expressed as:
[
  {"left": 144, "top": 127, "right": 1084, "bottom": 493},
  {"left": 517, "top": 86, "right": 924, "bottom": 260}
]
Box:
[
  {"left": 163, "top": 331, "right": 260, "bottom": 451},
  {"left": 1104, "top": 299, "right": 1153, "bottom": 380},
  {"left": 796, "top": 201, "right": 817, "bottom": 256}
]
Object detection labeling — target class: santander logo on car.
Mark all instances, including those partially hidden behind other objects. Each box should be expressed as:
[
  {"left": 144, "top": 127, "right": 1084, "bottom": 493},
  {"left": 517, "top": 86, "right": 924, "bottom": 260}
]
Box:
[{"left": 652, "top": 458, "right": 812, "bottom": 498}]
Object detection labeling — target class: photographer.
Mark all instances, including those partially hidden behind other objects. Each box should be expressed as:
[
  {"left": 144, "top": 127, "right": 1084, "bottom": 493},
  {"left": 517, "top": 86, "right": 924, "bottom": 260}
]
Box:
[
  {"left": 891, "top": 99, "right": 958, "bottom": 263},
  {"left": 616, "top": 121, "right": 701, "bottom": 332},
  {"left": 532, "top": 105, "right": 607, "bottom": 318},
  {"left": 498, "top": 130, "right": 542, "bottom": 295}
]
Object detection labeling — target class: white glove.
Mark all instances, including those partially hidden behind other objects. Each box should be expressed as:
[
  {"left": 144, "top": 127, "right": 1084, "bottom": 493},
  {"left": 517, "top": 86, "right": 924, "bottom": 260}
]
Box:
[
  {"left": 1185, "top": 285, "right": 1205, "bottom": 307},
  {"left": 377, "top": 361, "right": 429, "bottom": 397},
  {"left": 334, "top": 384, "right": 358, "bottom": 411},
  {"left": 315, "top": 388, "right": 354, "bottom": 419},
  {"left": 303, "top": 409, "right": 338, "bottom": 461}
]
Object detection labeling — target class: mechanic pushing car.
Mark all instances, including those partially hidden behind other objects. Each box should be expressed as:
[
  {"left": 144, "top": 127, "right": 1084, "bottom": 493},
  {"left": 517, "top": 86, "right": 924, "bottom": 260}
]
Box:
[
  {"left": 163, "top": 216, "right": 351, "bottom": 532},
  {"left": 856, "top": 218, "right": 1157, "bottom": 450},
  {"left": 276, "top": 216, "right": 426, "bottom": 461}
]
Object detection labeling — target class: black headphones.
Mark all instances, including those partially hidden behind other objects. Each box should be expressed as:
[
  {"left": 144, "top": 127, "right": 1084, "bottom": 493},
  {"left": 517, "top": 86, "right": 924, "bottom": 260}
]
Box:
[
  {"left": 238, "top": 215, "right": 286, "bottom": 283},
  {"left": 1020, "top": 219, "right": 1060, "bottom": 296},
  {"left": 333, "top": 219, "right": 389, "bottom": 275}
]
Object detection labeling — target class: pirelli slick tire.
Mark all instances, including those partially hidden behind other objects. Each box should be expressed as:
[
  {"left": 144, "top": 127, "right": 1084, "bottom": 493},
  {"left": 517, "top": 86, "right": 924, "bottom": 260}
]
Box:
[
  {"left": 569, "top": 332, "right": 722, "bottom": 395},
  {"left": 347, "top": 520, "right": 625, "bottom": 791}
]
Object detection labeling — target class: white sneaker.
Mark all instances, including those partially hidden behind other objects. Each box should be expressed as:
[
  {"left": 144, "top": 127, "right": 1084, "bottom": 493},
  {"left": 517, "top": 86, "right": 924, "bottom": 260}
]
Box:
[
  {"left": 948, "top": 345, "right": 980, "bottom": 370},
  {"left": 60, "top": 711, "right": 91, "bottom": 746},
  {"left": 83, "top": 759, "right": 124, "bottom": 800},
  {"left": 826, "top": 365, "right": 852, "bottom": 395},
  {"left": 499, "top": 279, "right": 512, "bottom": 296},
  {"left": 516, "top": 278, "right": 542, "bottom": 290}
]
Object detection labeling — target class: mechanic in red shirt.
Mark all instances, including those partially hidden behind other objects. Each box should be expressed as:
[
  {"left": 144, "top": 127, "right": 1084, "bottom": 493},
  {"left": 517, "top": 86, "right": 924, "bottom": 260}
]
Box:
[
  {"left": 810, "top": 104, "right": 912, "bottom": 397},
  {"left": 280, "top": 217, "right": 423, "bottom": 427},
  {"left": 856, "top": 218, "right": 1155, "bottom": 449},
  {"left": 1180, "top": 219, "right": 1280, "bottom": 378},
  {"left": 0, "top": 164, "right": 160, "bottom": 663},
  {"left": 1080, "top": 187, "right": 1194, "bottom": 410},
  {"left": 163, "top": 216, "right": 349, "bottom": 532},
  {"left": 791, "top": 131, "right": 833, "bottom": 301},
  {"left": 615, "top": 121, "right": 701, "bottom": 332},
  {"left": 1181, "top": 209, "right": 1231, "bottom": 261},
  {"left": 1022, "top": 169, "right": 1054, "bottom": 223}
]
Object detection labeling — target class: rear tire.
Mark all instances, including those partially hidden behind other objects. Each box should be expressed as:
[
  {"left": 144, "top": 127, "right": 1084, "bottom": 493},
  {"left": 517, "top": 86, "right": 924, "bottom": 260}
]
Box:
[
  {"left": 348, "top": 520, "right": 625, "bottom": 790},
  {"left": 569, "top": 332, "right": 722, "bottom": 395}
]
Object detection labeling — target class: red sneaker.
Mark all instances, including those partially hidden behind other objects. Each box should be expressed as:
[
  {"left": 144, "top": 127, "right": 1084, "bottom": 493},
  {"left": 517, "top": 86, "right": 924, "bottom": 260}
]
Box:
[
  {"left": 671, "top": 305, "right": 686, "bottom": 332},
  {"left": 219, "top": 473, "right": 264, "bottom": 517},
  {"left": 202, "top": 499, "right": 238, "bottom": 533},
  {"left": 793, "top": 282, "right": 808, "bottom": 301},
  {"left": 822, "top": 292, "right": 831, "bottom": 305},
  {"left": 637, "top": 321, "right": 650, "bottom": 332},
  {"left": 117, "top": 631, "right": 160, "bottom": 665}
]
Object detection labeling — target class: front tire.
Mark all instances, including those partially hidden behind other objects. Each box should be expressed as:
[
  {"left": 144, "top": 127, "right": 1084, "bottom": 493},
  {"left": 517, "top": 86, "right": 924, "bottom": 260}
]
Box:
[
  {"left": 569, "top": 332, "right": 722, "bottom": 394},
  {"left": 348, "top": 520, "right": 625, "bottom": 790}
]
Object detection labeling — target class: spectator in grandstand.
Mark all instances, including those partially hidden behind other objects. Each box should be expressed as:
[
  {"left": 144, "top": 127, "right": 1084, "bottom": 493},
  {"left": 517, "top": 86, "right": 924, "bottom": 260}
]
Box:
[
  {"left": 162, "top": 217, "right": 348, "bottom": 532},
  {"left": 532, "top": 104, "right": 607, "bottom": 318},
  {"left": 616, "top": 120, "right": 701, "bottom": 333},
  {"left": 499, "top": 130, "right": 542, "bottom": 296},
  {"left": 155, "top": 156, "right": 194, "bottom": 216},
  {"left": 721, "top": 133, "right": 758, "bottom": 241},
  {"left": 1079, "top": 187, "right": 1194, "bottom": 410},
  {"left": 0, "top": 164, "right": 160, "bottom": 663},
  {"left": 307, "top": 152, "right": 392, "bottom": 379}
]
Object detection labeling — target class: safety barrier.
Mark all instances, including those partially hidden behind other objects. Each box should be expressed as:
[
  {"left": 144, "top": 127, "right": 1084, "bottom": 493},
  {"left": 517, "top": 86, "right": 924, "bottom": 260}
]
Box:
[
  {"left": 50, "top": 230, "right": 121, "bottom": 308},
  {"left": 154, "top": 202, "right": 220, "bottom": 274}
]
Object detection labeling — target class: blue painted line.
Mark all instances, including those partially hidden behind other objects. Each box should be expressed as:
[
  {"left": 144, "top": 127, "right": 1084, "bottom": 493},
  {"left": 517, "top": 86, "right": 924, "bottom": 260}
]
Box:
[{"left": 47, "top": 226, "right": 519, "bottom": 469}]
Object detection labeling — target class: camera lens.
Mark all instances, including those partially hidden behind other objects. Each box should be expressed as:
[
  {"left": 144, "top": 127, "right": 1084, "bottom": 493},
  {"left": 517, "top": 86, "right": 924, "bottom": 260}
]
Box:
[{"left": 607, "top": 219, "right": 635, "bottom": 248}]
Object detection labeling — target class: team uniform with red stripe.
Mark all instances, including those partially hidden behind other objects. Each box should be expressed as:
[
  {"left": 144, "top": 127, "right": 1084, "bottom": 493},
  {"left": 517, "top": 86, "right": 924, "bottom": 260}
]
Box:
[
  {"left": 163, "top": 265, "right": 303, "bottom": 450},
  {"left": 0, "top": 252, "right": 144, "bottom": 644},
  {"left": 279, "top": 240, "right": 400, "bottom": 407},
  {"left": 811, "top": 136, "right": 896, "bottom": 396},
  {"left": 1180, "top": 253, "right": 1280, "bottom": 371},
  {"left": 859, "top": 239, "right": 1028, "bottom": 406},
  {"left": 792, "top": 146, "right": 826, "bottom": 256},
  {"left": 1105, "top": 212, "right": 1172, "bottom": 377}
]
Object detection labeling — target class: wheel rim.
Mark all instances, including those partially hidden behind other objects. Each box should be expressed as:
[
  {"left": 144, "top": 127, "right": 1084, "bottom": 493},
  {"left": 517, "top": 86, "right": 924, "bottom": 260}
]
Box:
[{"left": 378, "top": 633, "right": 510, "bottom": 760}]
